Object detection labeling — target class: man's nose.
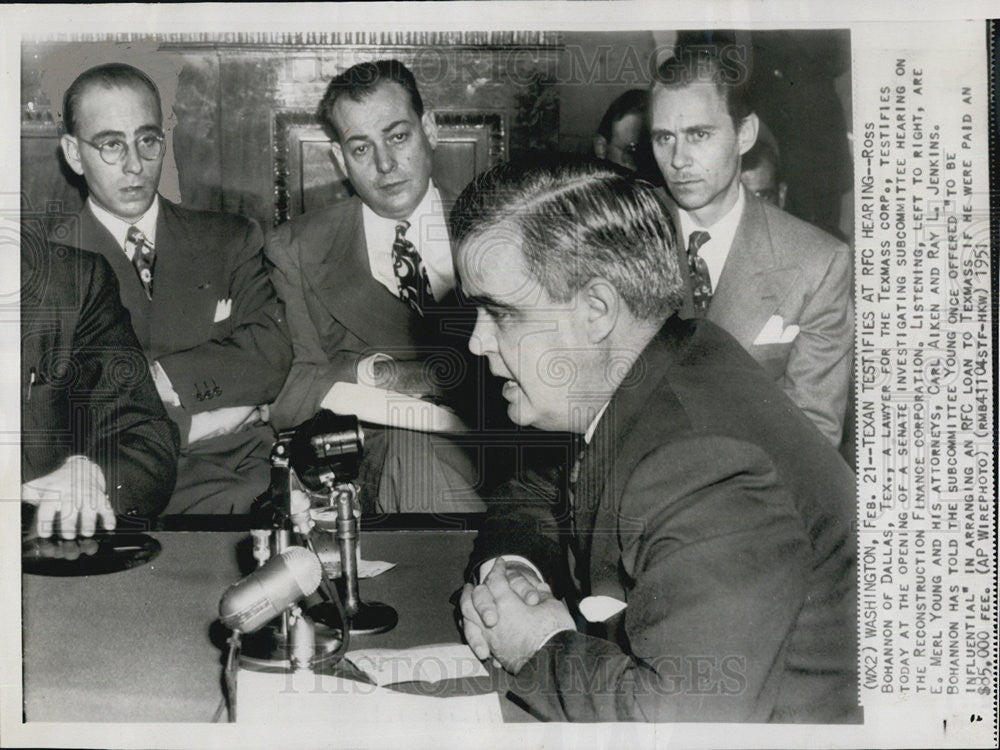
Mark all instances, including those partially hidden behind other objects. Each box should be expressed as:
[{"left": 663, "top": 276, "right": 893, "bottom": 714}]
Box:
[
  {"left": 670, "top": 139, "right": 690, "bottom": 170},
  {"left": 468, "top": 310, "right": 495, "bottom": 357},
  {"left": 374, "top": 145, "right": 396, "bottom": 175},
  {"left": 121, "top": 143, "right": 143, "bottom": 175}
]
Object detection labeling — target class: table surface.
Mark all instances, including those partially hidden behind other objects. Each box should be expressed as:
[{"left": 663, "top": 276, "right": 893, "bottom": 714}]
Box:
[{"left": 22, "top": 530, "right": 478, "bottom": 722}]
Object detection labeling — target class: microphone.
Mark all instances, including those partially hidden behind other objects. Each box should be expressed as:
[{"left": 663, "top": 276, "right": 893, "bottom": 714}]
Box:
[{"left": 219, "top": 547, "right": 323, "bottom": 633}]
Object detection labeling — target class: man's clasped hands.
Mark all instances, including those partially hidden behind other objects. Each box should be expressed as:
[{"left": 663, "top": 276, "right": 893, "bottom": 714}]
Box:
[{"left": 459, "top": 558, "right": 576, "bottom": 673}]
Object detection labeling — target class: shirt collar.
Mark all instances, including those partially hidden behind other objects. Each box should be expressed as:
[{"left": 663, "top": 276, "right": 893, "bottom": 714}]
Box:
[
  {"left": 360, "top": 180, "right": 456, "bottom": 299},
  {"left": 675, "top": 183, "right": 745, "bottom": 250},
  {"left": 88, "top": 195, "right": 159, "bottom": 251},
  {"left": 361, "top": 180, "right": 439, "bottom": 238},
  {"left": 583, "top": 401, "right": 611, "bottom": 445}
]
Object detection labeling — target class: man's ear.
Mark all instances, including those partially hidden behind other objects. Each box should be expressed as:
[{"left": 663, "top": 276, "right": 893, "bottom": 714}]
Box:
[
  {"left": 582, "top": 278, "right": 619, "bottom": 344},
  {"left": 60, "top": 134, "right": 85, "bottom": 177},
  {"left": 421, "top": 111, "right": 439, "bottom": 150},
  {"left": 330, "top": 141, "right": 347, "bottom": 176},
  {"left": 737, "top": 112, "right": 759, "bottom": 157},
  {"left": 593, "top": 135, "right": 609, "bottom": 160},
  {"left": 736, "top": 112, "right": 760, "bottom": 156}
]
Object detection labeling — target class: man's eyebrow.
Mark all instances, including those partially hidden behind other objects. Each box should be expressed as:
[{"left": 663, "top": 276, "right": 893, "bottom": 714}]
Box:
[
  {"left": 650, "top": 124, "right": 718, "bottom": 136},
  {"left": 88, "top": 126, "right": 163, "bottom": 141},
  {"left": 465, "top": 294, "right": 514, "bottom": 310},
  {"left": 381, "top": 119, "right": 410, "bottom": 134},
  {"left": 88, "top": 129, "right": 127, "bottom": 141}
]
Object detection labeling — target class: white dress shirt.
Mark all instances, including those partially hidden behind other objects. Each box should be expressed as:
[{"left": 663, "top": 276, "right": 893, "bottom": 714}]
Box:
[
  {"left": 87, "top": 195, "right": 159, "bottom": 259},
  {"left": 583, "top": 401, "right": 610, "bottom": 445},
  {"left": 361, "top": 181, "right": 455, "bottom": 302},
  {"left": 675, "top": 184, "right": 746, "bottom": 289},
  {"left": 353, "top": 181, "right": 456, "bottom": 388}
]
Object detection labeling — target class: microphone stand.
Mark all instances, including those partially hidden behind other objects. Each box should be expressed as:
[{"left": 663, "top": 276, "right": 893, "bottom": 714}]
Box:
[
  {"left": 327, "top": 480, "right": 397, "bottom": 636},
  {"left": 238, "top": 441, "right": 345, "bottom": 671},
  {"left": 233, "top": 411, "right": 395, "bottom": 673}
]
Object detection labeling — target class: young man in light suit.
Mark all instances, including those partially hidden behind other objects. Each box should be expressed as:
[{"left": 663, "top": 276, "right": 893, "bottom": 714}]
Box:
[
  {"left": 58, "top": 63, "right": 292, "bottom": 514},
  {"left": 265, "top": 59, "right": 497, "bottom": 514},
  {"left": 649, "top": 44, "right": 853, "bottom": 445}
]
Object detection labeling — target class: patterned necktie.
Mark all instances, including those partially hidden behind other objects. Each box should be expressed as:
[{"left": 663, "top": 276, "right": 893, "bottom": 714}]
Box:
[
  {"left": 391, "top": 220, "right": 434, "bottom": 316},
  {"left": 126, "top": 225, "right": 155, "bottom": 300},
  {"left": 686, "top": 230, "right": 712, "bottom": 316}
]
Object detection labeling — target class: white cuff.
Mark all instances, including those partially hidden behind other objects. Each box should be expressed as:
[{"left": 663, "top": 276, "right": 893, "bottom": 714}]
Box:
[
  {"left": 477, "top": 555, "right": 544, "bottom": 584},
  {"left": 355, "top": 352, "right": 394, "bottom": 388},
  {"left": 531, "top": 628, "right": 575, "bottom": 655},
  {"left": 150, "top": 361, "right": 181, "bottom": 407}
]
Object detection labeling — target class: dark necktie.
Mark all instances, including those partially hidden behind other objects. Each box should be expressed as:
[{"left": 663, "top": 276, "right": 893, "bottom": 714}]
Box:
[
  {"left": 391, "top": 220, "right": 434, "bottom": 316},
  {"left": 686, "top": 230, "right": 712, "bottom": 316},
  {"left": 567, "top": 433, "right": 586, "bottom": 529},
  {"left": 126, "top": 225, "right": 155, "bottom": 300},
  {"left": 563, "top": 433, "right": 587, "bottom": 592}
]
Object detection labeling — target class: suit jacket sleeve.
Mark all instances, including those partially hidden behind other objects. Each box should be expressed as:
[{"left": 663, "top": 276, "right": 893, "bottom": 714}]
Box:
[
  {"left": 465, "top": 457, "right": 567, "bottom": 586},
  {"left": 508, "top": 436, "right": 813, "bottom": 722},
  {"left": 156, "top": 218, "right": 292, "bottom": 412},
  {"left": 781, "top": 241, "right": 853, "bottom": 445},
  {"left": 77, "top": 255, "right": 180, "bottom": 516},
  {"left": 264, "top": 223, "right": 366, "bottom": 429}
]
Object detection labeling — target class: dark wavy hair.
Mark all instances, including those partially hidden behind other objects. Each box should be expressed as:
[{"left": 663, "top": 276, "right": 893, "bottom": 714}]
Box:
[
  {"left": 451, "top": 155, "right": 684, "bottom": 322},
  {"left": 319, "top": 59, "right": 423, "bottom": 141}
]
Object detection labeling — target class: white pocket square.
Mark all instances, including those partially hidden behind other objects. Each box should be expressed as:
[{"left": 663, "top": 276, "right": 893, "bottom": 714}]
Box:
[
  {"left": 213, "top": 298, "right": 232, "bottom": 323},
  {"left": 753, "top": 315, "right": 799, "bottom": 345},
  {"left": 579, "top": 595, "right": 628, "bottom": 623}
]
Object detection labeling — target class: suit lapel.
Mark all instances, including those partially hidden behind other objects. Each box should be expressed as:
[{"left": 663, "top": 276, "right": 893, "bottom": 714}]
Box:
[
  {"left": 571, "top": 408, "right": 612, "bottom": 586},
  {"left": 303, "top": 199, "right": 418, "bottom": 350},
  {"left": 149, "top": 200, "right": 195, "bottom": 358},
  {"left": 656, "top": 190, "right": 696, "bottom": 319},
  {"left": 709, "top": 194, "right": 802, "bottom": 348},
  {"left": 70, "top": 207, "right": 154, "bottom": 349},
  {"left": 74, "top": 209, "right": 135, "bottom": 294},
  {"left": 571, "top": 318, "right": 693, "bottom": 586}
]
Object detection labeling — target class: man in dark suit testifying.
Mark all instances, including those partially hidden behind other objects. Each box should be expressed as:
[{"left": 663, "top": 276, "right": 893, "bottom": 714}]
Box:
[
  {"left": 265, "top": 59, "right": 484, "bottom": 513},
  {"left": 649, "top": 44, "right": 853, "bottom": 445},
  {"left": 457, "top": 158, "right": 858, "bottom": 723},
  {"left": 22, "top": 241, "right": 179, "bottom": 538},
  {"left": 58, "top": 63, "right": 292, "bottom": 513}
]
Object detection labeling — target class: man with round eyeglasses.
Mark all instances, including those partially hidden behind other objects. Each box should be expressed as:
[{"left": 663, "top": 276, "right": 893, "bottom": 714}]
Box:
[
  {"left": 57, "top": 62, "right": 292, "bottom": 515},
  {"left": 74, "top": 131, "right": 165, "bottom": 167}
]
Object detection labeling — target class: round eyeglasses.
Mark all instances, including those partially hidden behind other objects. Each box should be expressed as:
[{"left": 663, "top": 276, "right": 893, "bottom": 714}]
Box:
[{"left": 77, "top": 133, "right": 165, "bottom": 165}]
